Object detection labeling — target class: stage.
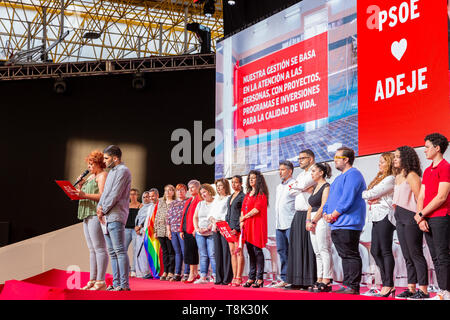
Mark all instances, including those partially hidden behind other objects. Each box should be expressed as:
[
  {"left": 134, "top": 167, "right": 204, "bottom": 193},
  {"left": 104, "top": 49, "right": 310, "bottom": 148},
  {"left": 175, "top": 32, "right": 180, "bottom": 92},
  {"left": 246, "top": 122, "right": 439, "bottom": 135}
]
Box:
[{"left": 0, "top": 269, "right": 408, "bottom": 300}]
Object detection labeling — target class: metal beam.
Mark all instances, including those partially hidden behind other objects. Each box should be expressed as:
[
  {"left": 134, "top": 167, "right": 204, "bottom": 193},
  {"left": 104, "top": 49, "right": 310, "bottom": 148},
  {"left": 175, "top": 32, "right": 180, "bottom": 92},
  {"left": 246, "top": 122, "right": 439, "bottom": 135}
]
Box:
[{"left": 0, "top": 53, "right": 215, "bottom": 81}]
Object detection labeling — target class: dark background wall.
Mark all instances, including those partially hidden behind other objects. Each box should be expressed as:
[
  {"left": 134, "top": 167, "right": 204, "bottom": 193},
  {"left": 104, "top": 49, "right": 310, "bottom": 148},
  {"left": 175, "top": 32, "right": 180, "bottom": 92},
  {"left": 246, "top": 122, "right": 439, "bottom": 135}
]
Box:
[
  {"left": 1, "top": 69, "right": 215, "bottom": 245},
  {"left": 223, "top": 0, "right": 301, "bottom": 37}
]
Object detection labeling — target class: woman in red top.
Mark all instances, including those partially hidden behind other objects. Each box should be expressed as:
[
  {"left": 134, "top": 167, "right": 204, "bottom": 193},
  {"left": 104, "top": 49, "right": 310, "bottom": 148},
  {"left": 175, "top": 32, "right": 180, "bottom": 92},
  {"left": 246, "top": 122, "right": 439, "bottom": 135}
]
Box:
[{"left": 240, "top": 170, "right": 269, "bottom": 288}]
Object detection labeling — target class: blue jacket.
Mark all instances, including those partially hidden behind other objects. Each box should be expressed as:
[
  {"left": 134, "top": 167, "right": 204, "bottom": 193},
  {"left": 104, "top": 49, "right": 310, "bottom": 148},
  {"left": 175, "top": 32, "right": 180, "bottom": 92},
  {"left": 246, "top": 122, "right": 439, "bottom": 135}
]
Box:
[{"left": 323, "top": 167, "right": 366, "bottom": 231}]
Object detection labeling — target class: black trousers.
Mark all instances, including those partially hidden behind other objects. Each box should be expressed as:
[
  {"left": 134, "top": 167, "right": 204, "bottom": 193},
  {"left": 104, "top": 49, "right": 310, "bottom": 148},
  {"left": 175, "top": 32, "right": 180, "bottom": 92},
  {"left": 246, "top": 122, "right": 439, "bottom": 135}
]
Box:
[
  {"left": 371, "top": 216, "right": 396, "bottom": 287},
  {"left": 424, "top": 215, "right": 450, "bottom": 291},
  {"left": 246, "top": 241, "right": 265, "bottom": 281},
  {"left": 331, "top": 229, "right": 362, "bottom": 291},
  {"left": 394, "top": 206, "right": 428, "bottom": 286},
  {"left": 213, "top": 231, "right": 233, "bottom": 284},
  {"left": 158, "top": 236, "right": 175, "bottom": 274}
]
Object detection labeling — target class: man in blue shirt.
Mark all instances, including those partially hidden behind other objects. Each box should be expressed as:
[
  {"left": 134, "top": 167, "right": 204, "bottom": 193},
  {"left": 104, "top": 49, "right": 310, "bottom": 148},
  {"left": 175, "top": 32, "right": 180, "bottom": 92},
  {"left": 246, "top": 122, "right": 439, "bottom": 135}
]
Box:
[
  {"left": 323, "top": 147, "right": 366, "bottom": 294},
  {"left": 97, "top": 145, "right": 132, "bottom": 291}
]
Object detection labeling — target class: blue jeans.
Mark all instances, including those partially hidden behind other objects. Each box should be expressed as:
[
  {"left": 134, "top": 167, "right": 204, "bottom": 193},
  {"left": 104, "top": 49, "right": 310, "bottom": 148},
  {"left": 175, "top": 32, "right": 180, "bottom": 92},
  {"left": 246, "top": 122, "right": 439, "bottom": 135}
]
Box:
[
  {"left": 276, "top": 228, "right": 290, "bottom": 282},
  {"left": 171, "top": 232, "right": 189, "bottom": 275},
  {"left": 124, "top": 228, "right": 136, "bottom": 272},
  {"left": 104, "top": 221, "right": 130, "bottom": 289},
  {"left": 195, "top": 233, "right": 216, "bottom": 277}
]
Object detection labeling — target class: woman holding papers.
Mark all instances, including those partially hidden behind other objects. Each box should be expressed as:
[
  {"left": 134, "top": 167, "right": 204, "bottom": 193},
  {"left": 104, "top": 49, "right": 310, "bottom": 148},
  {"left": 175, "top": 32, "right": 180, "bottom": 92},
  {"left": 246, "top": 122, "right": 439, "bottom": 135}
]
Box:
[
  {"left": 226, "top": 175, "right": 245, "bottom": 287},
  {"left": 240, "top": 170, "right": 269, "bottom": 288},
  {"left": 208, "top": 178, "right": 232, "bottom": 285},
  {"left": 75, "top": 150, "right": 108, "bottom": 291}
]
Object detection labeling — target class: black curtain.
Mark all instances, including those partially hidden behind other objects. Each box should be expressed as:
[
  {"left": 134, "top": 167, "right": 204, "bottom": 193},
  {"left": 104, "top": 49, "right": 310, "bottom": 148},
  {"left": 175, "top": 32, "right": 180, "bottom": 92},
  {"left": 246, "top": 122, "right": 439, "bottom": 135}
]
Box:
[{"left": 1, "top": 69, "right": 215, "bottom": 245}]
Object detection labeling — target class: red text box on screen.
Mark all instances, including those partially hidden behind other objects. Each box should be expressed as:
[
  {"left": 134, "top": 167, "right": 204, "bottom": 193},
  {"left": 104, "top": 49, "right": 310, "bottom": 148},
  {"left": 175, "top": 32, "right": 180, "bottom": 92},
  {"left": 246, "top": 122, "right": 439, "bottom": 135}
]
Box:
[
  {"left": 235, "top": 32, "right": 328, "bottom": 139},
  {"left": 358, "top": 0, "right": 450, "bottom": 155}
]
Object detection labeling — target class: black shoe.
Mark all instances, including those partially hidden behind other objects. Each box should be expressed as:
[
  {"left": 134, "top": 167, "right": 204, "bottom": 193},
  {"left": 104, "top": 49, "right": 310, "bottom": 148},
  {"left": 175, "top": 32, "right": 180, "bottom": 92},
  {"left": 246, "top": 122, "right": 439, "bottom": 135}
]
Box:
[
  {"left": 308, "top": 282, "right": 321, "bottom": 292},
  {"left": 242, "top": 280, "right": 255, "bottom": 288},
  {"left": 251, "top": 280, "right": 264, "bottom": 288},
  {"left": 334, "top": 286, "right": 359, "bottom": 295},
  {"left": 143, "top": 273, "right": 153, "bottom": 280},
  {"left": 408, "top": 289, "right": 430, "bottom": 300},
  {"left": 374, "top": 288, "right": 396, "bottom": 298},
  {"left": 395, "top": 289, "right": 415, "bottom": 299},
  {"left": 315, "top": 282, "right": 333, "bottom": 293},
  {"left": 106, "top": 285, "right": 115, "bottom": 291},
  {"left": 284, "top": 284, "right": 302, "bottom": 290}
]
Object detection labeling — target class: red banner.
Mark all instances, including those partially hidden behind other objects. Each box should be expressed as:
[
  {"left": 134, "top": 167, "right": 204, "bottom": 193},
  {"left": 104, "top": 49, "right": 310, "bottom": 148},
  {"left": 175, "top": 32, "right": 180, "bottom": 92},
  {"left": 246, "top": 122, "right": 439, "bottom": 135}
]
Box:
[
  {"left": 358, "top": 0, "right": 450, "bottom": 155},
  {"left": 235, "top": 32, "right": 328, "bottom": 138}
]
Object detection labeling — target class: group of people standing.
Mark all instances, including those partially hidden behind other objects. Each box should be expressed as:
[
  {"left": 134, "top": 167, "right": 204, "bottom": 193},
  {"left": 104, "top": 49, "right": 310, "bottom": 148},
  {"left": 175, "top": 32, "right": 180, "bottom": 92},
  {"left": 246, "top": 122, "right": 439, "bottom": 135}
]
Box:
[
  {"left": 271, "top": 132, "right": 449, "bottom": 300},
  {"left": 73, "top": 132, "right": 449, "bottom": 300}
]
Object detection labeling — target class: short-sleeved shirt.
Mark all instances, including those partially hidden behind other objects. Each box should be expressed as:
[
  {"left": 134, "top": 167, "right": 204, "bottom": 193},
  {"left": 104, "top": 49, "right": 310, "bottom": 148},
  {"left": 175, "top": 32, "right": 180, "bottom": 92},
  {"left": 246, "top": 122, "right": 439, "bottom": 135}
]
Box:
[{"left": 422, "top": 159, "right": 450, "bottom": 218}]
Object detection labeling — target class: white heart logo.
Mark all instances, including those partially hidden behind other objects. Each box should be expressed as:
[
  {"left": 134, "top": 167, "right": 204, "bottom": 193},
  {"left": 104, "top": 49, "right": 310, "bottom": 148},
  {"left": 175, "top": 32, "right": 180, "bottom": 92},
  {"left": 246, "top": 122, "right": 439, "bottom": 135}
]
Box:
[{"left": 391, "top": 39, "right": 407, "bottom": 61}]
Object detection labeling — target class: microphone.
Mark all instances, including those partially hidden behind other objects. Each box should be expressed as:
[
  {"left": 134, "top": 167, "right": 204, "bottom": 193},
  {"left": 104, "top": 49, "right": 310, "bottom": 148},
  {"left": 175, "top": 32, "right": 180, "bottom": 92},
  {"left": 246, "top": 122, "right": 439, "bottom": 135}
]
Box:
[{"left": 73, "top": 169, "right": 90, "bottom": 187}]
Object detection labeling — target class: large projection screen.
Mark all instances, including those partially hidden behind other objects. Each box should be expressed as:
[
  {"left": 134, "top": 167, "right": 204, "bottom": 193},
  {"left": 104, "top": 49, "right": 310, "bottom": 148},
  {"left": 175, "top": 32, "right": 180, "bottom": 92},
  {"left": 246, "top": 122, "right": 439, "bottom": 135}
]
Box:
[{"left": 215, "top": 0, "right": 450, "bottom": 179}]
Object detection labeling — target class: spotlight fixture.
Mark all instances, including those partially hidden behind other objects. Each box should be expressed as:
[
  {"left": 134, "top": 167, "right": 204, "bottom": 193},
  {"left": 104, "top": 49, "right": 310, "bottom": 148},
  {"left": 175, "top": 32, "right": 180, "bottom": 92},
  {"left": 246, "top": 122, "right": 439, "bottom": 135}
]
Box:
[
  {"left": 83, "top": 32, "right": 101, "bottom": 40},
  {"left": 203, "top": 0, "right": 215, "bottom": 17},
  {"left": 132, "top": 72, "right": 146, "bottom": 90},
  {"left": 186, "top": 22, "right": 211, "bottom": 54},
  {"left": 228, "top": 0, "right": 235, "bottom": 5},
  {"left": 53, "top": 77, "right": 67, "bottom": 94}
]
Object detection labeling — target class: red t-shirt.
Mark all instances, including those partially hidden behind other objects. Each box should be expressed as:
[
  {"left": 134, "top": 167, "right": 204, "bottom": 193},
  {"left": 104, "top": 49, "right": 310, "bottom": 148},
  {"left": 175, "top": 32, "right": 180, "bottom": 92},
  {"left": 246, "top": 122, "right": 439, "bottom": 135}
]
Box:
[
  {"left": 422, "top": 159, "right": 450, "bottom": 218},
  {"left": 179, "top": 195, "right": 201, "bottom": 234},
  {"left": 242, "top": 193, "right": 268, "bottom": 249}
]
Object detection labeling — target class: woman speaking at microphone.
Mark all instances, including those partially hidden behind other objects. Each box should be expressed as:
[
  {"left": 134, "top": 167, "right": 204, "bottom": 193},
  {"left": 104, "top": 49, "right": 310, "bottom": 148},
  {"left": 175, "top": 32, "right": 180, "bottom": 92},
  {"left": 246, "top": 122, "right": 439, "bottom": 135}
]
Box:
[{"left": 74, "top": 150, "right": 109, "bottom": 290}]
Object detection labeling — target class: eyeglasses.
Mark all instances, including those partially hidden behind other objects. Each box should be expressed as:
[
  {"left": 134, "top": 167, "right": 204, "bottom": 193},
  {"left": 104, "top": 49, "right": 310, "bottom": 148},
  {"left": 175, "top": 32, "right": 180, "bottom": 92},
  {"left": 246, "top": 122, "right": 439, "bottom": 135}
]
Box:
[
  {"left": 334, "top": 156, "right": 348, "bottom": 160},
  {"left": 298, "top": 156, "right": 310, "bottom": 161}
]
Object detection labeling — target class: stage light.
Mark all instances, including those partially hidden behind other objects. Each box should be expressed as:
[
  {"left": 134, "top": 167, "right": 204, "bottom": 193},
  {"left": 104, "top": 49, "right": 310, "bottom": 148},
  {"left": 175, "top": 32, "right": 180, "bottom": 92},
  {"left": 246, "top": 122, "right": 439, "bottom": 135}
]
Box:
[
  {"left": 228, "top": 0, "right": 235, "bottom": 5},
  {"left": 83, "top": 32, "right": 101, "bottom": 40},
  {"left": 186, "top": 22, "right": 211, "bottom": 54},
  {"left": 203, "top": 0, "right": 215, "bottom": 17},
  {"left": 53, "top": 77, "right": 67, "bottom": 94},
  {"left": 132, "top": 72, "right": 146, "bottom": 90}
]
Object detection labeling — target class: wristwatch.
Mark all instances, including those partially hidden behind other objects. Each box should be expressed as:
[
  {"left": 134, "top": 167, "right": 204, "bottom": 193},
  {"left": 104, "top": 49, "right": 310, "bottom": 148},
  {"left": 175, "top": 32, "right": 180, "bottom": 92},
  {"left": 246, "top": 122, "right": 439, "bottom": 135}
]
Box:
[{"left": 418, "top": 212, "right": 423, "bottom": 218}]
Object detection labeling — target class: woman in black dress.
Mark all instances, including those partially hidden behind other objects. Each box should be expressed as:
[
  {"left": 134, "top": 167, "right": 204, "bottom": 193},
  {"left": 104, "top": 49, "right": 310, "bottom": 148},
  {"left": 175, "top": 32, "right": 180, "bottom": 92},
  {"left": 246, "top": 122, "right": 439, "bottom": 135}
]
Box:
[{"left": 225, "top": 175, "right": 245, "bottom": 287}]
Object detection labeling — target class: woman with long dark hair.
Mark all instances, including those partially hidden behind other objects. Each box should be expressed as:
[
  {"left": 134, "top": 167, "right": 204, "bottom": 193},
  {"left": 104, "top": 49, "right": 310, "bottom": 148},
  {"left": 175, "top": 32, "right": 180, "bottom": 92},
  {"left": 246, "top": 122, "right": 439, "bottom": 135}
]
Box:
[
  {"left": 306, "top": 162, "right": 332, "bottom": 292},
  {"left": 240, "top": 170, "right": 269, "bottom": 288},
  {"left": 362, "top": 152, "right": 396, "bottom": 297},
  {"left": 392, "top": 146, "right": 429, "bottom": 299}
]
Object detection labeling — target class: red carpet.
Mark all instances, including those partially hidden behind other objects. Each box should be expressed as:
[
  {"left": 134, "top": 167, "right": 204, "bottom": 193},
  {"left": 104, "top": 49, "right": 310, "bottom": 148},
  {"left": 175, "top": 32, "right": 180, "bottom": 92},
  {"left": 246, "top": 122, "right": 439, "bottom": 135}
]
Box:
[{"left": 0, "top": 269, "right": 404, "bottom": 300}]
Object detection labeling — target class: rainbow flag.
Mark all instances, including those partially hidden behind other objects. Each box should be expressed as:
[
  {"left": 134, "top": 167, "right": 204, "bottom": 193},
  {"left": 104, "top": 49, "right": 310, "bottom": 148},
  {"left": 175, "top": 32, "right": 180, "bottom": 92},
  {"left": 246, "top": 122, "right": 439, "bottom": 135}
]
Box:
[{"left": 143, "top": 202, "right": 163, "bottom": 278}]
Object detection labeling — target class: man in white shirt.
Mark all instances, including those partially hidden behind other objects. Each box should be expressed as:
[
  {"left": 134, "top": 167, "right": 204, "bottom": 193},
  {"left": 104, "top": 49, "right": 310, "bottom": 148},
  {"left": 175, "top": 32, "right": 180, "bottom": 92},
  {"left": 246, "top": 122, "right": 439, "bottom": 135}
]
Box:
[
  {"left": 285, "top": 149, "right": 317, "bottom": 290},
  {"left": 271, "top": 160, "right": 296, "bottom": 288}
]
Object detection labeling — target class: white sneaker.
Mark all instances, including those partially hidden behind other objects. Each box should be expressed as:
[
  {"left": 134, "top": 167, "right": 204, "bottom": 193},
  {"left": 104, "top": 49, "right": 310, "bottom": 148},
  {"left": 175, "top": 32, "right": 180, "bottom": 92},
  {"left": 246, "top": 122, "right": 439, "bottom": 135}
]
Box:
[
  {"left": 362, "top": 288, "right": 381, "bottom": 296},
  {"left": 194, "top": 278, "right": 209, "bottom": 284},
  {"left": 209, "top": 275, "right": 216, "bottom": 283},
  {"left": 426, "top": 290, "right": 450, "bottom": 300},
  {"left": 130, "top": 271, "right": 136, "bottom": 278},
  {"left": 271, "top": 281, "right": 288, "bottom": 288}
]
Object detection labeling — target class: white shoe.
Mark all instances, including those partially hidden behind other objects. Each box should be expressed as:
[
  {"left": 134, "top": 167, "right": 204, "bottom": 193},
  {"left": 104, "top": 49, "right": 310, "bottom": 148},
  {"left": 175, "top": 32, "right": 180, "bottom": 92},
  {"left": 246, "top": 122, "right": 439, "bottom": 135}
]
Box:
[
  {"left": 130, "top": 271, "right": 136, "bottom": 278},
  {"left": 271, "top": 281, "right": 288, "bottom": 288},
  {"left": 194, "top": 278, "right": 209, "bottom": 284},
  {"left": 209, "top": 275, "right": 216, "bottom": 283},
  {"left": 362, "top": 288, "right": 381, "bottom": 296},
  {"left": 426, "top": 290, "right": 450, "bottom": 300}
]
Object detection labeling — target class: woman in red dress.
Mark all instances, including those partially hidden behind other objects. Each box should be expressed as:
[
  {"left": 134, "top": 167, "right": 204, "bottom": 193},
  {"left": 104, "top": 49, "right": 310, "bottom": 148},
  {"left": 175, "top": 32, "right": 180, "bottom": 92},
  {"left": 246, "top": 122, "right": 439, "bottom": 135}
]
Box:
[{"left": 240, "top": 170, "right": 269, "bottom": 288}]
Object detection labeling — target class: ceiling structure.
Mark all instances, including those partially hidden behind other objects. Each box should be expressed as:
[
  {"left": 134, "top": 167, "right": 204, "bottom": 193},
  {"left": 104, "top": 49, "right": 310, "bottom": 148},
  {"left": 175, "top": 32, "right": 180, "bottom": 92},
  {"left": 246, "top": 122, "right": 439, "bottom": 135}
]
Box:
[{"left": 0, "top": 0, "right": 223, "bottom": 63}]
